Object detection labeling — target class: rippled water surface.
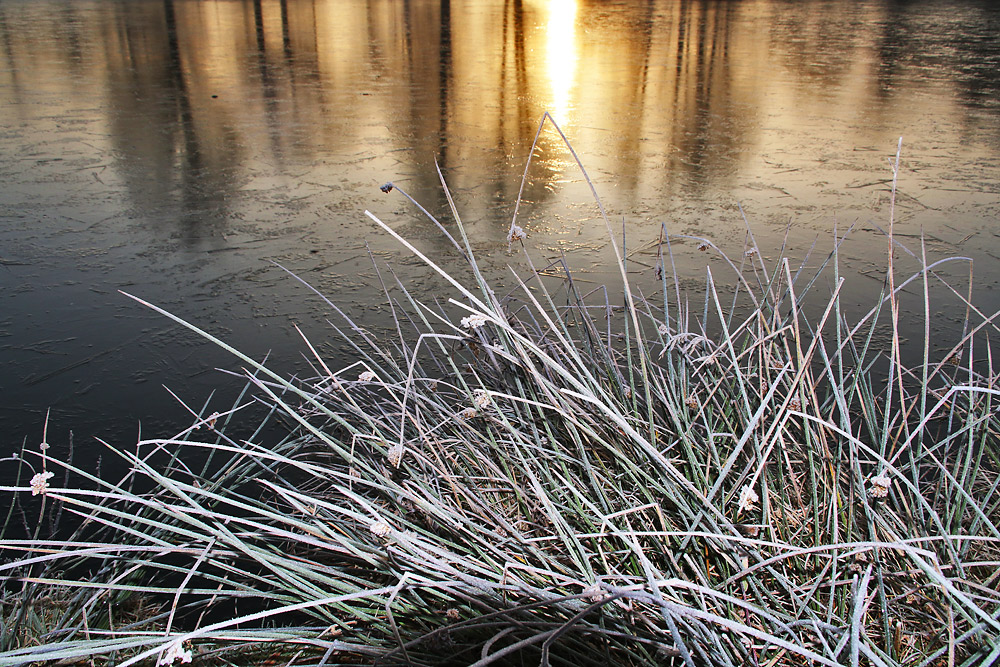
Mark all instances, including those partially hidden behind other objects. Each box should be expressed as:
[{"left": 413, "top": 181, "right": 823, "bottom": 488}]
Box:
[{"left": 2, "top": 0, "right": 999, "bottom": 465}]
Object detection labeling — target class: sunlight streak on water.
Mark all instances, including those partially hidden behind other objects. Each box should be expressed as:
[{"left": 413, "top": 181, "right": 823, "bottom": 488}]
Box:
[{"left": 544, "top": 0, "right": 578, "bottom": 126}]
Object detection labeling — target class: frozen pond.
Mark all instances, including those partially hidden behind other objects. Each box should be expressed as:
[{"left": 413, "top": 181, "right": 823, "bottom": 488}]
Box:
[{"left": 2, "top": 0, "right": 1000, "bottom": 466}]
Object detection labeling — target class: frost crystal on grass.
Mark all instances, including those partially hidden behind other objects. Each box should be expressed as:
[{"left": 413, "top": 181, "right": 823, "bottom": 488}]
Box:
[
  {"left": 358, "top": 370, "right": 377, "bottom": 383},
  {"left": 30, "top": 471, "right": 54, "bottom": 496},
  {"left": 461, "top": 313, "right": 489, "bottom": 329},
  {"left": 157, "top": 640, "right": 192, "bottom": 665},
  {"left": 869, "top": 473, "right": 891, "bottom": 498},
  {"left": 737, "top": 485, "right": 759, "bottom": 513}
]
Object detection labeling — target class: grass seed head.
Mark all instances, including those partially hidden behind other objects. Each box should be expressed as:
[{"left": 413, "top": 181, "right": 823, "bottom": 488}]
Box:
[
  {"left": 473, "top": 389, "right": 491, "bottom": 410},
  {"left": 869, "top": 473, "right": 891, "bottom": 499},
  {"left": 461, "top": 313, "right": 489, "bottom": 329},
  {"left": 583, "top": 584, "right": 610, "bottom": 602},
  {"left": 370, "top": 521, "right": 392, "bottom": 539},
  {"left": 386, "top": 443, "right": 404, "bottom": 468},
  {"left": 157, "top": 640, "right": 192, "bottom": 665},
  {"left": 508, "top": 224, "right": 527, "bottom": 243},
  {"left": 738, "top": 485, "right": 759, "bottom": 514},
  {"left": 30, "top": 471, "right": 54, "bottom": 496}
]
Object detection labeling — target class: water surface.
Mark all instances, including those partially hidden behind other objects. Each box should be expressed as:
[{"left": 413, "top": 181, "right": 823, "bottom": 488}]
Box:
[{"left": 2, "top": 0, "right": 999, "bottom": 467}]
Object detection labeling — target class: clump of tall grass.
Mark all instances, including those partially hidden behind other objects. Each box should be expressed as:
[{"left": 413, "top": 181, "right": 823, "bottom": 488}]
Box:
[{"left": 2, "top": 119, "right": 999, "bottom": 666}]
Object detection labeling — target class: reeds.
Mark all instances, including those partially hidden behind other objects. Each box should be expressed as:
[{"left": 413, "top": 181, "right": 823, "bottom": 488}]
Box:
[{"left": 2, "top": 118, "right": 999, "bottom": 666}]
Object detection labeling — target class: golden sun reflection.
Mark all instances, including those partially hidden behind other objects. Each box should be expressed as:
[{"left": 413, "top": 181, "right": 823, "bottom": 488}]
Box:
[{"left": 544, "top": 0, "right": 578, "bottom": 125}]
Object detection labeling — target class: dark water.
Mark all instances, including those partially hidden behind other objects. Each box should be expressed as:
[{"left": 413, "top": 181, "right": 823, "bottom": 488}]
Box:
[{"left": 2, "top": 0, "right": 999, "bottom": 471}]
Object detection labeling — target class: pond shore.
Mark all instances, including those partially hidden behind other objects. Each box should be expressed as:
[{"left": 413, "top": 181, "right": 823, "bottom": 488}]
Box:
[{"left": 3, "top": 138, "right": 999, "bottom": 666}]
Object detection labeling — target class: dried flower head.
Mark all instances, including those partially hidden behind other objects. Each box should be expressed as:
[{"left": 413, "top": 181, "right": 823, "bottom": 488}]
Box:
[
  {"left": 386, "top": 443, "right": 404, "bottom": 468},
  {"left": 473, "top": 389, "right": 491, "bottom": 410},
  {"left": 684, "top": 395, "right": 699, "bottom": 410},
  {"left": 370, "top": 521, "right": 392, "bottom": 539},
  {"left": 869, "top": 473, "right": 891, "bottom": 498},
  {"left": 460, "top": 313, "right": 489, "bottom": 329},
  {"left": 157, "top": 640, "right": 192, "bottom": 665},
  {"left": 658, "top": 322, "right": 670, "bottom": 336},
  {"left": 457, "top": 407, "right": 478, "bottom": 420},
  {"left": 445, "top": 608, "right": 461, "bottom": 621},
  {"left": 508, "top": 224, "right": 527, "bottom": 242},
  {"left": 737, "top": 485, "right": 759, "bottom": 513},
  {"left": 30, "top": 471, "right": 54, "bottom": 496},
  {"left": 358, "top": 370, "right": 377, "bottom": 383}
]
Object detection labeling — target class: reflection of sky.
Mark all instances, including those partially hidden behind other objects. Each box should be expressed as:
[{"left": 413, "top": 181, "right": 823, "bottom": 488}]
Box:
[
  {"left": 3, "top": 0, "right": 997, "bottom": 216},
  {"left": 1, "top": 0, "right": 998, "bottom": 281}
]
